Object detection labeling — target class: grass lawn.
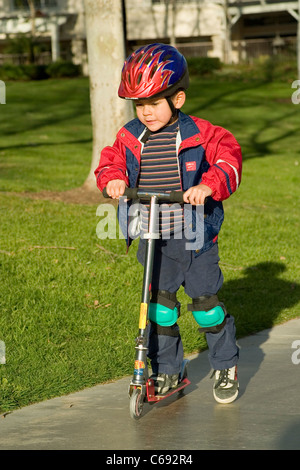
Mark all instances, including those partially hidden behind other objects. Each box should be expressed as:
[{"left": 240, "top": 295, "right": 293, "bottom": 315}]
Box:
[
  {"left": 0, "top": 78, "right": 92, "bottom": 192},
  {"left": 0, "top": 74, "right": 299, "bottom": 412}
]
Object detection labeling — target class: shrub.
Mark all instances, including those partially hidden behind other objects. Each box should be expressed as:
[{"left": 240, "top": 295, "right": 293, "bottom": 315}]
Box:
[
  {"left": 0, "top": 63, "right": 28, "bottom": 81},
  {"left": 22, "top": 64, "right": 49, "bottom": 80},
  {"left": 0, "top": 61, "right": 82, "bottom": 81},
  {"left": 45, "top": 61, "right": 81, "bottom": 78},
  {"left": 253, "top": 55, "right": 297, "bottom": 82},
  {"left": 186, "top": 57, "right": 222, "bottom": 76},
  {"left": 0, "top": 63, "right": 48, "bottom": 81}
]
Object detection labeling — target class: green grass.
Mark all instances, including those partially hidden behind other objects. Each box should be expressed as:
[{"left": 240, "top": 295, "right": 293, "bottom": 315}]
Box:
[
  {"left": 0, "top": 74, "right": 299, "bottom": 412},
  {"left": 0, "top": 78, "right": 92, "bottom": 192},
  {"left": 0, "top": 194, "right": 143, "bottom": 409},
  {"left": 185, "top": 79, "right": 300, "bottom": 161}
]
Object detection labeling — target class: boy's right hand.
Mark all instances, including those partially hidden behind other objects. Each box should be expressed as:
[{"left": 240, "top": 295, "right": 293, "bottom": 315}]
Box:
[{"left": 105, "top": 179, "right": 127, "bottom": 199}]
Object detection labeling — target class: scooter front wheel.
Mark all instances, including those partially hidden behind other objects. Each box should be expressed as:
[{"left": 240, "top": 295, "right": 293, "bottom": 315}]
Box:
[{"left": 129, "top": 388, "right": 145, "bottom": 420}]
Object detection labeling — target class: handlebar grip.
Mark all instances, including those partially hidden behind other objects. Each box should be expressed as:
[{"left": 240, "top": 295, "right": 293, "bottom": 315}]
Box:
[
  {"left": 102, "top": 187, "right": 185, "bottom": 203},
  {"left": 102, "top": 187, "right": 139, "bottom": 200},
  {"left": 124, "top": 188, "right": 139, "bottom": 199},
  {"left": 102, "top": 187, "right": 109, "bottom": 198},
  {"left": 169, "top": 190, "right": 184, "bottom": 203}
]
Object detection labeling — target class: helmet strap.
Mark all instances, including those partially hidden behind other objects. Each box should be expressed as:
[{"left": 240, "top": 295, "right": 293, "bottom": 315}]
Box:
[
  {"left": 140, "top": 96, "right": 179, "bottom": 139},
  {"left": 166, "top": 96, "right": 178, "bottom": 124}
]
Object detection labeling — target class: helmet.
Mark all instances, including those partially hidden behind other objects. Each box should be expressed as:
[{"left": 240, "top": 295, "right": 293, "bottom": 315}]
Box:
[{"left": 118, "top": 43, "right": 189, "bottom": 100}]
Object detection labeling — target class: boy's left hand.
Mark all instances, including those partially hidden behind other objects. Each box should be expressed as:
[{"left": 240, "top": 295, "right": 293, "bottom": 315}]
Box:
[{"left": 183, "top": 184, "right": 212, "bottom": 205}]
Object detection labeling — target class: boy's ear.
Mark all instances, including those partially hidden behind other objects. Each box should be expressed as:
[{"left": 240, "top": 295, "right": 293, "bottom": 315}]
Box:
[{"left": 174, "top": 90, "right": 186, "bottom": 109}]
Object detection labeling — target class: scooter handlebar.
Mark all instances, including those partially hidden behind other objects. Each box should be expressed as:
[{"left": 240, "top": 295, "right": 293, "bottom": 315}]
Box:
[{"left": 102, "top": 187, "right": 184, "bottom": 203}]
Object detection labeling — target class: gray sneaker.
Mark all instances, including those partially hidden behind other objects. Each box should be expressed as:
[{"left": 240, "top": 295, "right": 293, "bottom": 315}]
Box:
[
  {"left": 211, "top": 366, "right": 239, "bottom": 404},
  {"left": 150, "top": 373, "right": 179, "bottom": 395}
]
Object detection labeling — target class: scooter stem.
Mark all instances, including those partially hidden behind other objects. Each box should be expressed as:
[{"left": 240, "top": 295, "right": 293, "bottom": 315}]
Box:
[
  {"left": 141, "top": 195, "right": 160, "bottom": 308},
  {"left": 132, "top": 195, "right": 160, "bottom": 386}
]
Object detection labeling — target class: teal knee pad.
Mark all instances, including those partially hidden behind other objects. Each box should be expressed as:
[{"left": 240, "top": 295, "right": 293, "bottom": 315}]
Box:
[
  {"left": 192, "top": 305, "right": 225, "bottom": 330},
  {"left": 149, "top": 303, "right": 179, "bottom": 327}
]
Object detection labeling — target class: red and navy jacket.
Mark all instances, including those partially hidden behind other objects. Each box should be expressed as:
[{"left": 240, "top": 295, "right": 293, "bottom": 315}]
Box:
[{"left": 95, "top": 111, "right": 242, "bottom": 255}]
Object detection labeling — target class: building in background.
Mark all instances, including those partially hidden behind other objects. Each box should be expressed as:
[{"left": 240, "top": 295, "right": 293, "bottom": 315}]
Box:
[
  {"left": 0, "top": 0, "right": 298, "bottom": 70},
  {"left": 126, "top": 0, "right": 299, "bottom": 64},
  {"left": 0, "top": 0, "right": 87, "bottom": 72}
]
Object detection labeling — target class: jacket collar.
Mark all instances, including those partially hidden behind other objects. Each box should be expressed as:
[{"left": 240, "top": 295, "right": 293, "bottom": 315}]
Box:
[
  {"left": 117, "top": 112, "right": 204, "bottom": 158},
  {"left": 177, "top": 111, "right": 204, "bottom": 152},
  {"left": 117, "top": 119, "right": 143, "bottom": 160}
]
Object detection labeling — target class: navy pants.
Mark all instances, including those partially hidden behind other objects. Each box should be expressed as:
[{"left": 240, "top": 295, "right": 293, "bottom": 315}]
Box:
[{"left": 137, "top": 237, "right": 239, "bottom": 374}]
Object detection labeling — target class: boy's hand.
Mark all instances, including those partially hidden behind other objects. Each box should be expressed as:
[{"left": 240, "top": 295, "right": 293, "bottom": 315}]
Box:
[
  {"left": 183, "top": 184, "right": 212, "bottom": 205},
  {"left": 106, "top": 180, "right": 127, "bottom": 199}
]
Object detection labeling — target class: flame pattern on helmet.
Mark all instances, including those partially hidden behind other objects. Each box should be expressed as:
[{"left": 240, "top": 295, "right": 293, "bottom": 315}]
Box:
[{"left": 118, "top": 44, "right": 186, "bottom": 99}]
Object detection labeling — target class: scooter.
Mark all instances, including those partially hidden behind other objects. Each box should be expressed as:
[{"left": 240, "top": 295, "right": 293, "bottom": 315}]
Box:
[{"left": 103, "top": 187, "right": 191, "bottom": 419}]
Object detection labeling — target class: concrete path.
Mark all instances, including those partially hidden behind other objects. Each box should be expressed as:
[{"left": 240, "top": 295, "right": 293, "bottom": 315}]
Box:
[{"left": 0, "top": 318, "right": 299, "bottom": 450}]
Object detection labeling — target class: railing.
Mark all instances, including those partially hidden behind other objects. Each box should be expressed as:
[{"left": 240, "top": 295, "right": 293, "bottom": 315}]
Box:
[
  {"left": 232, "top": 36, "right": 297, "bottom": 60},
  {"left": 0, "top": 51, "right": 69, "bottom": 66},
  {"left": 177, "top": 42, "right": 213, "bottom": 57},
  {"left": 159, "top": 37, "right": 296, "bottom": 60},
  {"left": 10, "top": 0, "right": 58, "bottom": 11}
]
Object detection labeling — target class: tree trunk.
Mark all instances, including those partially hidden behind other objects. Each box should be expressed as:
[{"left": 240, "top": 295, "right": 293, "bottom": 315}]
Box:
[
  {"left": 27, "top": 0, "right": 36, "bottom": 36},
  {"left": 83, "top": 0, "right": 134, "bottom": 191},
  {"left": 298, "top": 0, "right": 300, "bottom": 80},
  {"left": 27, "top": 0, "right": 36, "bottom": 63}
]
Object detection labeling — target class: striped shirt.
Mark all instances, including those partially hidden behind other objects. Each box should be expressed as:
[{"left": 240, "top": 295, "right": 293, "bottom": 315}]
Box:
[{"left": 138, "top": 120, "right": 184, "bottom": 237}]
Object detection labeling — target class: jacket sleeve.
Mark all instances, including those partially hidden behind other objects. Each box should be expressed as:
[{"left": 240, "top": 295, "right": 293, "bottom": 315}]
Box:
[
  {"left": 200, "top": 125, "right": 242, "bottom": 201},
  {"left": 94, "top": 138, "right": 129, "bottom": 192}
]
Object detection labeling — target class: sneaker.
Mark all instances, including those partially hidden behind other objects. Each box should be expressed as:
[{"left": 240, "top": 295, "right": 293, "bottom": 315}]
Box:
[
  {"left": 150, "top": 373, "right": 179, "bottom": 395},
  {"left": 211, "top": 366, "right": 239, "bottom": 404}
]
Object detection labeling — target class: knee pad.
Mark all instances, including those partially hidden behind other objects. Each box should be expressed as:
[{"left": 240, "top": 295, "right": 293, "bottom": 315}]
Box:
[
  {"left": 149, "top": 290, "right": 180, "bottom": 335},
  {"left": 188, "top": 295, "right": 227, "bottom": 333},
  {"left": 192, "top": 305, "right": 225, "bottom": 333}
]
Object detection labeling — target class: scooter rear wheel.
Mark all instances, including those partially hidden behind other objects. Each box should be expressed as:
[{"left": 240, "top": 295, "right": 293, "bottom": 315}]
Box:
[{"left": 129, "top": 388, "right": 145, "bottom": 420}]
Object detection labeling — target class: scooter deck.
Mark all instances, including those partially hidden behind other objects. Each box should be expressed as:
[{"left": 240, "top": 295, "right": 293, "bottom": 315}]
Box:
[{"left": 146, "top": 377, "right": 191, "bottom": 402}]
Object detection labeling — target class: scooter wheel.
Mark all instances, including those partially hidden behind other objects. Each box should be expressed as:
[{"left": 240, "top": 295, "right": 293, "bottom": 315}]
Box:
[{"left": 129, "top": 388, "right": 145, "bottom": 420}]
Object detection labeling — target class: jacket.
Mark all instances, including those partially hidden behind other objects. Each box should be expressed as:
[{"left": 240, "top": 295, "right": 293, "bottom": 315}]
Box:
[{"left": 95, "top": 111, "right": 242, "bottom": 255}]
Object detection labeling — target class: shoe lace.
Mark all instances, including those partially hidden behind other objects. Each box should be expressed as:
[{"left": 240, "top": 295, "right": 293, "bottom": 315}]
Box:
[{"left": 210, "top": 369, "right": 230, "bottom": 388}]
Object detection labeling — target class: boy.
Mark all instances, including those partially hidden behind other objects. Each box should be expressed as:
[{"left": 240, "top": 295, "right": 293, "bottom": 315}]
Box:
[{"left": 95, "top": 43, "right": 242, "bottom": 404}]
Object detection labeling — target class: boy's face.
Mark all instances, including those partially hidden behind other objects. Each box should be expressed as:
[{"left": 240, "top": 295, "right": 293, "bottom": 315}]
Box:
[
  {"left": 135, "top": 92, "right": 185, "bottom": 132},
  {"left": 135, "top": 97, "right": 173, "bottom": 132}
]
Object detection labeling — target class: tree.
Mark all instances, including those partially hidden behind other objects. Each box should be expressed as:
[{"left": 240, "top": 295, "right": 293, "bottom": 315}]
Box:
[
  {"left": 83, "top": 0, "right": 134, "bottom": 190},
  {"left": 26, "top": 0, "right": 37, "bottom": 63},
  {"left": 285, "top": 0, "right": 300, "bottom": 80},
  {"left": 7, "top": 0, "right": 37, "bottom": 64},
  {"left": 27, "top": 0, "right": 36, "bottom": 37},
  {"left": 169, "top": 0, "right": 176, "bottom": 48}
]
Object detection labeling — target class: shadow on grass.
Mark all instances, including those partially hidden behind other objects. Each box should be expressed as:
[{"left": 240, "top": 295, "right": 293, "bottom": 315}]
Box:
[
  {"left": 245, "top": 108, "right": 300, "bottom": 159},
  {"left": 1, "top": 79, "right": 91, "bottom": 140},
  {"left": 186, "top": 79, "right": 267, "bottom": 115},
  {"left": 224, "top": 261, "right": 300, "bottom": 395},
  {"left": 0, "top": 137, "right": 92, "bottom": 152},
  {"left": 189, "top": 261, "right": 300, "bottom": 395},
  {"left": 187, "top": 79, "right": 300, "bottom": 160},
  {"left": 223, "top": 261, "right": 300, "bottom": 336}
]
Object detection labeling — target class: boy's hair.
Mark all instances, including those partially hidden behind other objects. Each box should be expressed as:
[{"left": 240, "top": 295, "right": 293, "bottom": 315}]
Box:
[{"left": 118, "top": 43, "right": 189, "bottom": 101}]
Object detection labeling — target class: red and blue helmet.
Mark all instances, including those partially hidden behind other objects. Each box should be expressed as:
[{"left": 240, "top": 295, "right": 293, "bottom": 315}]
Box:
[{"left": 118, "top": 43, "right": 189, "bottom": 100}]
